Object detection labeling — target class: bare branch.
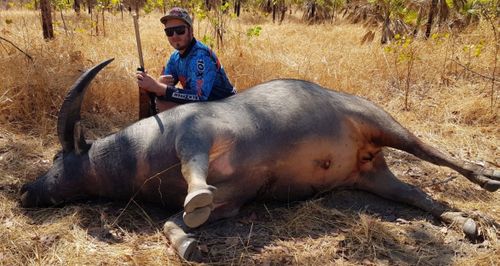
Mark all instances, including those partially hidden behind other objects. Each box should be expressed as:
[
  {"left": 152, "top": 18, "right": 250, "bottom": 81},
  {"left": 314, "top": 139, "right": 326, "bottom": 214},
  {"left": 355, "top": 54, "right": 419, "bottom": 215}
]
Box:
[
  {"left": 423, "top": 175, "right": 457, "bottom": 188},
  {"left": 0, "top": 36, "right": 33, "bottom": 61},
  {"left": 452, "top": 58, "right": 499, "bottom": 83}
]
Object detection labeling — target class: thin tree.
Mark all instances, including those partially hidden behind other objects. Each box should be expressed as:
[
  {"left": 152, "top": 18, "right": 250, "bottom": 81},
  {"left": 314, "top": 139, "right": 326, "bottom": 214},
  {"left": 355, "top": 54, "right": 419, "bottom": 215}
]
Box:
[
  {"left": 74, "top": 0, "right": 81, "bottom": 14},
  {"left": 425, "top": 0, "right": 438, "bottom": 38},
  {"left": 234, "top": 0, "right": 241, "bottom": 17},
  {"left": 40, "top": 0, "right": 54, "bottom": 39}
]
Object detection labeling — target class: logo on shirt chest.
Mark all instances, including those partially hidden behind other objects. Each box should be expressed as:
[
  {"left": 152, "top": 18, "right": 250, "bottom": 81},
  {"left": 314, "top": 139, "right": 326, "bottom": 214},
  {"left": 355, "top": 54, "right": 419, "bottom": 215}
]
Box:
[{"left": 197, "top": 59, "right": 204, "bottom": 76}]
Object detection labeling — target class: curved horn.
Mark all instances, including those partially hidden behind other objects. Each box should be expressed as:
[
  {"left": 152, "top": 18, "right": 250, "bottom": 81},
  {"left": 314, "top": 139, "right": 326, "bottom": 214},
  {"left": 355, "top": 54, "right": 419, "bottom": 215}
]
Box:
[{"left": 57, "top": 58, "right": 114, "bottom": 152}]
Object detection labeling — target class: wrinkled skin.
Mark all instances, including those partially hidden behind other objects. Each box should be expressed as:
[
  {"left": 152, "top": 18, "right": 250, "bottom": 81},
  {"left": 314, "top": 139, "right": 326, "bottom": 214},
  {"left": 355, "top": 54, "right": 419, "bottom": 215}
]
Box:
[{"left": 20, "top": 59, "right": 499, "bottom": 260}]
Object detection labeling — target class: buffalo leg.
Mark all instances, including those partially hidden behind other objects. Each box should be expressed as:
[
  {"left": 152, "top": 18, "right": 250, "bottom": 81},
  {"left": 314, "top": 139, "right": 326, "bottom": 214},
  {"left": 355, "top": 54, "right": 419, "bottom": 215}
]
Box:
[
  {"left": 355, "top": 153, "right": 480, "bottom": 238},
  {"left": 164, "top": 205, "right": 242, "bottom": 261},
  {"left": 177, "top": 150, "right": 216, "bottom": 228},
  {"left": 163, "top": 212, "right": 200, "bottom": 260},
  {"left": 398, "top": 137, "right": 500, "bottom": 192}
]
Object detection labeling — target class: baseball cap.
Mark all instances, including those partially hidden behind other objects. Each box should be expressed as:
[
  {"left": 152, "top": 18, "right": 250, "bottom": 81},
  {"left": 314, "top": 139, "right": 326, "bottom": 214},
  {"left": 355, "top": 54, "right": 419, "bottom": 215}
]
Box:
[{"left": 160, "top": 7, "right": 193, "bottom": 27}]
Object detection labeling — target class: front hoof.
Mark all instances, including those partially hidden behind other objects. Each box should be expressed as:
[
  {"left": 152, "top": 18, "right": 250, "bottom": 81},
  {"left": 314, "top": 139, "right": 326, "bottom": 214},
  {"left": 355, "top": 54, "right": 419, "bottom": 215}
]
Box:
[
  {"left": 178, "top": 238, "right": 200, "bottom": 261},
  {"left": 184, "top": 188, "right": 214, "bottom": 213},
  {"left": 183, "top": 206, "right": 212, "bottom": 228},
  {"left": 462, "top": 218, "right": 479, "bottom": 240}
]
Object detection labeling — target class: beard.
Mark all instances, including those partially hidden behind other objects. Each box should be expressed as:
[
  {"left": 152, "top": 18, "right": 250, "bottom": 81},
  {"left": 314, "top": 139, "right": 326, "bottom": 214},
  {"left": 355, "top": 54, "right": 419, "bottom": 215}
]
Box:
[
  {"left": 170, "top": 31, "right": 192, "bottom": 52},
  {"left": 173, "top": 41, "right": 189, "bottom": 51}
]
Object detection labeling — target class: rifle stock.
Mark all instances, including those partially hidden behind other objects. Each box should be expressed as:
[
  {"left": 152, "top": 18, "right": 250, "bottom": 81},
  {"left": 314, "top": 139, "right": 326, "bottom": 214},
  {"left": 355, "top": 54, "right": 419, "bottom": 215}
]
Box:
[
  {"left": 133, "top": 15, "right": 157, "bottom": 119},
  {"left": 137, "top": 67, "right": 157, "bottom": 118}
]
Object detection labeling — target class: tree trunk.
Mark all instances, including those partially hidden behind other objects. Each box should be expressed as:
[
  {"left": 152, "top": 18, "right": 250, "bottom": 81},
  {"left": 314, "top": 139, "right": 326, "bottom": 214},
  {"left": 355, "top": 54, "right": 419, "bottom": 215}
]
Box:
[
  {"left": 234, "top": 0, "right": 240, "bottom": 17},
  {"left": 425, "top": 0, "right": 438, "bottom": 38},
  {"left": 272, "top": 4, "right": 276, "bottom": 23},
  {"left": 60, "top": 9, "right": 68, "bottom": 36},
  {"left": 120, "top": 1, "right": 124, "bottom": 20},
  {"left": 311, "top": 2, "right": 316, "bottom": 21},
  {"left": 40, "top": 0, "right": 54, "bottom": 40},
  {"left": 134, "top": 0, "right": 139, "bottom": 15},
  {"left": 95, "top": 10, "right": 99, "bottom": 36},
  {"left": 102, "top": 8, "right": 106, "bottom": 37},
  {"left": 280, "top": 4, "right": 286, "bottom": 23},
  {"left": 74, "top": 0, "right": 81, "bottom": 14},
  {"left": 381, "top": 9, "right": 393, "bottom": 44},
  {"left": 413, "top": 6, "right": 423, "bottom": 37},
  {"left": 437, "top": 0, "right": 449, "bottom": 27},
  {"left": 87, "top": 0, "right": 92, "bottom": 14}
]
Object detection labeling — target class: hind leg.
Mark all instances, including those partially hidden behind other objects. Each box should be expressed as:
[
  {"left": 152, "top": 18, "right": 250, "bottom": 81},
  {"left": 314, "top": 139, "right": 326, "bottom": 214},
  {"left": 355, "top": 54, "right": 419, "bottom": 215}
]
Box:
[
  {"left": 355, "top": 152, "right": 486, "bottom": 238},
  {"left": 404, "top": 138, "right": 500, "bottom": 192}
]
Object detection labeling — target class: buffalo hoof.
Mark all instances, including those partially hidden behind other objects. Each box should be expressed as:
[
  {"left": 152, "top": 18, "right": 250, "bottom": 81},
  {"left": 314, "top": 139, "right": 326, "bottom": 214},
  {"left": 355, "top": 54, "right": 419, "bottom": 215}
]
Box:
[
  {"left": 177, "top": 237, "right": 200, "bottom": 261},
  {"left": 184, "top": 187, "right": 215, "bottom": 213},
  {"left": 482, "top": 179, "right": 500, "bottom": 192},
  {"left": 462, "top": 218, "right": 478, "bottom": 240},
  {"left": 183, "top": 206, "right": 212, "bottom": 228}
]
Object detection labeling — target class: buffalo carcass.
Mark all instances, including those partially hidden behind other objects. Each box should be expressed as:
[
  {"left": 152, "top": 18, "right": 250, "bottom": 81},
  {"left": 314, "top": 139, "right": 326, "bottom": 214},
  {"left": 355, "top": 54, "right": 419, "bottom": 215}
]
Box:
[{"left": 20, "top": 59, "right": 499, "bottom": 260}]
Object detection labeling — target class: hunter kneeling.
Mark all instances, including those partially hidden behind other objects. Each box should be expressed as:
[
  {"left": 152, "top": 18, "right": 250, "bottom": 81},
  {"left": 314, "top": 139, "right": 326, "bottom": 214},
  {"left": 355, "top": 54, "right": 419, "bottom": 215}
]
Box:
[{"left": 137, "top": 7, "right": 236, "bottom": 112}]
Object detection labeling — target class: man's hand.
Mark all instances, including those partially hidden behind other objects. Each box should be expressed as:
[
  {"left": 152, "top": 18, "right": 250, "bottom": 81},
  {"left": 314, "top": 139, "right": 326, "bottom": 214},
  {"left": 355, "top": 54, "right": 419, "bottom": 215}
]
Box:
[
  {"left": 136, "top": 71, "right": 167, "bottom": 96},
  {"left": 159, "top": 74, "right": 175, "bottom": 86}
]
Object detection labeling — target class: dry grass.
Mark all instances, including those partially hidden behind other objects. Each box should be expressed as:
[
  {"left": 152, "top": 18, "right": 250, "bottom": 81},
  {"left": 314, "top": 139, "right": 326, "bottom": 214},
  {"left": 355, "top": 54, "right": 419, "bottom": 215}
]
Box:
[{"left": 0, "top": 9, "right": 499, "bottom": 265}]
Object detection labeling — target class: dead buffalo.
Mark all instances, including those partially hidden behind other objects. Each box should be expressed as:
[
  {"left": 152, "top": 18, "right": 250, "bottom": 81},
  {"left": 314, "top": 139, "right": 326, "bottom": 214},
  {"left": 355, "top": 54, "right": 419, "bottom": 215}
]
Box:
[{"left": 20, "top": 59, "right": 499, "bottom": 260}]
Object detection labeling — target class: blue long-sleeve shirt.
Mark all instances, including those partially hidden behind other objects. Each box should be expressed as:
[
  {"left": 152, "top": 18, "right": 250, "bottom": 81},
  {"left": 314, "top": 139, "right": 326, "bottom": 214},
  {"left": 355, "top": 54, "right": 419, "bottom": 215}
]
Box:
[{"left": 158, "top": 38, "right": 236, "bottom": 103}]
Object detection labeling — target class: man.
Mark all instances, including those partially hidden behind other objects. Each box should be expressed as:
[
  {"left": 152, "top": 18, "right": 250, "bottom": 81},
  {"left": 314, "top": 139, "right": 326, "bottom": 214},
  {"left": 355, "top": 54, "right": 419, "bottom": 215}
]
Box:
[{"left": 137, "top": 7, "right": 236, "bottom": 112}]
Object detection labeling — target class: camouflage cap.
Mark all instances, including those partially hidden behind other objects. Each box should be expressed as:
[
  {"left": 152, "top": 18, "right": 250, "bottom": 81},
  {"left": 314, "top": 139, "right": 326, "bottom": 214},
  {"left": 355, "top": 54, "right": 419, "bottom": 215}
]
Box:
[{"left": 160, "top": 7, "right": 193, "bottom": 27}]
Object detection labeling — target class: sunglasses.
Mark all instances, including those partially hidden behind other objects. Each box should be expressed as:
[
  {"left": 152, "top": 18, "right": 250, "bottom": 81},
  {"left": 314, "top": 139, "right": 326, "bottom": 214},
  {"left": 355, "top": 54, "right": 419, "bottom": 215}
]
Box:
[{"left": 164, "top": 25, "right": 187, "bottom": 37}]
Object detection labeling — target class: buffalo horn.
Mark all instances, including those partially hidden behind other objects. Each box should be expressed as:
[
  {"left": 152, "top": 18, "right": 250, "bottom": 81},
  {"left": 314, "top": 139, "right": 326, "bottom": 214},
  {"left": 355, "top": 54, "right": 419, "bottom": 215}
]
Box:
[{"left": 57, "top": 58, "right": 114, "bottom": 152}]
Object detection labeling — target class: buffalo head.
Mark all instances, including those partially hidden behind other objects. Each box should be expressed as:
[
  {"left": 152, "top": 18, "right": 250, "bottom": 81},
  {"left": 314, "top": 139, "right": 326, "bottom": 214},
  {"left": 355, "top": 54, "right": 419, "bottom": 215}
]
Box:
[{"left": 20, "top": 59, "right": 114, "bottom": 207}]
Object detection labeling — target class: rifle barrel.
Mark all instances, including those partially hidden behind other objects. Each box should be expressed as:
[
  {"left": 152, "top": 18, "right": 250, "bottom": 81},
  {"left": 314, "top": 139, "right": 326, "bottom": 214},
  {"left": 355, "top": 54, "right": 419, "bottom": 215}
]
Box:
[{"left": 133, "top": 14, "right": 144, "bottom": 69}]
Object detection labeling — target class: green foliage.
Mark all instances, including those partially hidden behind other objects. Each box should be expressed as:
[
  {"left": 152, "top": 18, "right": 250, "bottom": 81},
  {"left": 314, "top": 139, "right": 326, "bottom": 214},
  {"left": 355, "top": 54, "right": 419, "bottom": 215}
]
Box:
[
  {"left": 367, "top": 0, "right": 410, "bottom": 23},
  {"left": 384, "top": 34, "right": 418, "bottom": 63},
  {"left": 52, "top": 0, "right": 72, "bottom": 11},
  {"left": 383, "top": 33, "right": 419, "bottom": 110},
  {"left": 193, "top": 3, "right": 208, "bottom": 21},
  {"left": 201, "top": 34, "right": 215, "bottom": 48},
  {"left": 431, "top": 32, "right": 450, "bottom": 45},
  {"left": 462, "top": 41, "right": 485, "bottom": 57},
  {"left": 144, "top": 0, "right": 163, "bottom": 14},
  {"left": 95, "top": 0, "right": 113, "bottom": 11},
  {"left": 459, "top": 0, "right": 498, "bottom": 18},
  {"left": 246, "top": 26, "right": 263, "bottom": 38},
  {"left": 446, "top": 0, "right": 454, "bottom": 8},
  {"left": 220, "top": 1, "right": 230, "bottom": 12},
  {"left": 23, "top": 0, "right": 36, "bottom": 10},
  {"left": 402, "top": 9, "right": 418, "bottom": 25}
]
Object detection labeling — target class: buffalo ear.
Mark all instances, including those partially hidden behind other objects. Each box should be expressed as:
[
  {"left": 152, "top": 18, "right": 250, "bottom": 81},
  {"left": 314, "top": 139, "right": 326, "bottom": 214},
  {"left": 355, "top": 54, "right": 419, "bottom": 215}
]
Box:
[{"left": 74, "top": 121, "right": 91, "bottom": 155}]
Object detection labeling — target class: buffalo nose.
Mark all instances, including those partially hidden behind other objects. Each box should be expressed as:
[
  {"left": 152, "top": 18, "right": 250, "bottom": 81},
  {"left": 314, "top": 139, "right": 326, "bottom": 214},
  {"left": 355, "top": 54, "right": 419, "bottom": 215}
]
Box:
[{"left": 19, "top": 183, "right": 39, "bottom": 208}]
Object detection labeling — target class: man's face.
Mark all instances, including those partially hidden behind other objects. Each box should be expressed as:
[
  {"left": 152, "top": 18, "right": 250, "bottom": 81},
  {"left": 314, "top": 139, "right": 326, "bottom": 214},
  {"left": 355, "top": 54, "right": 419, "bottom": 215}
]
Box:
[{"left": 164, "top": 18, "right": 192, "bottom": 52}]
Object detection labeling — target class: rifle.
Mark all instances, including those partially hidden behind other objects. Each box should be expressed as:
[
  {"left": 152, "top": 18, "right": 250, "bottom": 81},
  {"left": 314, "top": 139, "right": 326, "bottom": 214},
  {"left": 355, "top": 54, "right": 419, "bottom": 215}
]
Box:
[{"left": 133, "top": 14, "right": 157, "bottom": 119}]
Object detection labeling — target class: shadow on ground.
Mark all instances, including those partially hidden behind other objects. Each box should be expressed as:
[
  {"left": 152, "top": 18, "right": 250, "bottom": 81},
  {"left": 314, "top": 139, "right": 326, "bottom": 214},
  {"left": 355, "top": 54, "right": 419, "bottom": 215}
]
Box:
[
  {"left": 13, "top": 188, "right": 465, "bottom": 265},
  {"left": 191, "top": 190, "right": 459, "bottom": 265}
]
